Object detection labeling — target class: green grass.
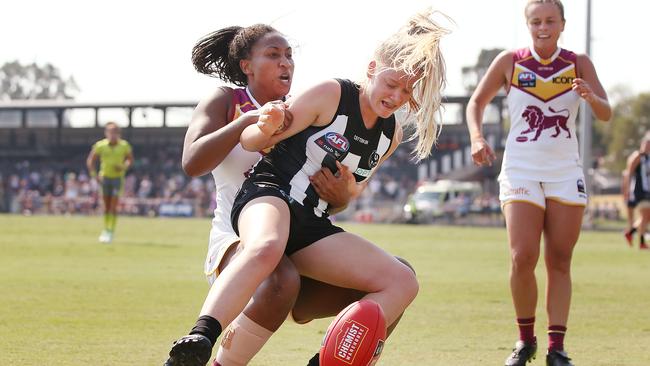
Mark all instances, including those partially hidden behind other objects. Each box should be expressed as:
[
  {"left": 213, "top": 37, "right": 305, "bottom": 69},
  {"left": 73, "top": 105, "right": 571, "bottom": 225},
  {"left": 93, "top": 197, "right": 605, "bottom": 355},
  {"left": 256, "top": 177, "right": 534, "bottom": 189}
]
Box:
[{"left": 1, "top": 215, "right": 649, "bottom": 365}]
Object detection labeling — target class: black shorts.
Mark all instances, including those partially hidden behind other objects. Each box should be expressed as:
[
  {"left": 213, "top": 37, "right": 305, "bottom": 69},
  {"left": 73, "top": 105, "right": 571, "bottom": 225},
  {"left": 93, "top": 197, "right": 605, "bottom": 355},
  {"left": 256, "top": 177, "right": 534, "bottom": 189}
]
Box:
[
  {"left": 231, "top": 179, "right": 344, "bottom": 255},
  {"left": 628, "top": 189, "right": 650, "bottom": 208},
  {"left": 102, "top": 177, "right": 124, "bottom": 197},
  {"left": 629, "top": 198, "right": 650, "bottom": 209}
]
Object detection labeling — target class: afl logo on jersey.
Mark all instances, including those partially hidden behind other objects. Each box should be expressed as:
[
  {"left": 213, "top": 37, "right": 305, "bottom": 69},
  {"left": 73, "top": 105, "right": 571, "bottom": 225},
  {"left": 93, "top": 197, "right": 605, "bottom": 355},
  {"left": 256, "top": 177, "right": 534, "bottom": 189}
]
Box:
[
  {"left": 316, "top": 132, "right": 350, "bottom": 160},
  {"left": 518, "top": 72, "right": 536, "bottom": 88},
  {"left": 325, "top": 132, "right": 349, "bottom": 152}
]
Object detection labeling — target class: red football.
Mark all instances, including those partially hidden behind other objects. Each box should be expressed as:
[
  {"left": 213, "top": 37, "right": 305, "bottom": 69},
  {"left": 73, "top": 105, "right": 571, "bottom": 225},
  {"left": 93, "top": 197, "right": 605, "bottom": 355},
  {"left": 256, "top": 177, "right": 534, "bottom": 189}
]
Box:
[{"left": 319, "top": 300, "right": 387, "bottom": 366}]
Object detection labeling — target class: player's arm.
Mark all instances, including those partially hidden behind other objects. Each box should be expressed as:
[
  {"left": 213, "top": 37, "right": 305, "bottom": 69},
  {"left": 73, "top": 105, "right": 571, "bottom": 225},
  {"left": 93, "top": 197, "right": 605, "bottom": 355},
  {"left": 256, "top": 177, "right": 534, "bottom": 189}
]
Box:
[
  {"left": 621, "top": 170, "right": 629, "bottom": 201},
  {"left": 575, "top": 54, "right": 612, "bottom": 122},
  {"left": 240, "top": 79, "right": 341, "bottom": 152},
  {"left": 86, "top": 147, "right": 98, "bottom": 179},
  {"left": 123, "top": 149, "right": 134, "bottom": 172},
  {"left": 182, "top": 87, "right": 260, "bottom": 177},
  {"left": 467, "top": 50, "right": 512, "bottom": 140},
  {"left": 466, "top": 50, "right": 511, "bottom": 166}
]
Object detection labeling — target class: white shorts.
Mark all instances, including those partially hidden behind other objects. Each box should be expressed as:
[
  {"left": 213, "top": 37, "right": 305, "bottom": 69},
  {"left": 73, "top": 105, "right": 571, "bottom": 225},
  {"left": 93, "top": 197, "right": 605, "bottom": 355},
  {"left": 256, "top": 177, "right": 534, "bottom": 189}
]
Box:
[
  {"left": 205, "top": 231, "right": 240, "bottom": 286},
  {"left": 499, "top": 176, "right": 588, "bottom": 210}
]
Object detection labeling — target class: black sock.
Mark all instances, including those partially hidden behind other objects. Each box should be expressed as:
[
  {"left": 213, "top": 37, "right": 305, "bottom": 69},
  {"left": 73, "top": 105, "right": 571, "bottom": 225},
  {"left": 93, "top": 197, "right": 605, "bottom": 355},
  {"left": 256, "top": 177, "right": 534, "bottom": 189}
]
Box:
[
  {"left": 629, "top": 227, "right": 638, "bottom": 235},
  {"left": 189, "top": 315, "right": 222, "bottom": 346},
  {"left": 307, "top": 352, "right": 320, "bottom": 366}
]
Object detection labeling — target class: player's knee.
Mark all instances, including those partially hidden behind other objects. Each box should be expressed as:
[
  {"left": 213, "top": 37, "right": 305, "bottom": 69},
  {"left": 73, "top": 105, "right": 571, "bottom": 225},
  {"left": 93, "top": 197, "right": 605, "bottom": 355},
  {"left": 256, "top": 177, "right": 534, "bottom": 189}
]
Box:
[
  {"left": 510, "top": 249, "right": 537, "bottom": 272},
  {"left": 265, "top": 257, "right": 301, "bottom": 302},
  {"left": 390, "top": 262, "right": 419, "bottom": 304},
  {"left": 394, "top": 256, "right": 416, "bottom": 275},
  {"left": 243, "top": 238, "right": 285, "bottom": 272},
  {"left": 545, "top": 250, "right": 572, "bottom": 274}
]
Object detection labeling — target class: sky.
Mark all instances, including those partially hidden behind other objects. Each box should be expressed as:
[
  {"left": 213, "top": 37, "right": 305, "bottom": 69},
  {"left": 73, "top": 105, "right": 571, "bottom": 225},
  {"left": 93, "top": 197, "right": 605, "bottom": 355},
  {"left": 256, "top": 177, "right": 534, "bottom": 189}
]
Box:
[{"left": 2, "top": 0, "right": 647, "bottom": 104}]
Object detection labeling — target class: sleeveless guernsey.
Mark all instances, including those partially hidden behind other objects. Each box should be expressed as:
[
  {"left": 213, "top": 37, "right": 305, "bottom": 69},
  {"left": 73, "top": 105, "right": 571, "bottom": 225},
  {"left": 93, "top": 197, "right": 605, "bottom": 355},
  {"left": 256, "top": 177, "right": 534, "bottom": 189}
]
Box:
[
  {"left": 501, "top": 47, "right": 582, "bottom": 182},
  {"left": 250, "top": 79, "right": 396, "bottom": 217}
]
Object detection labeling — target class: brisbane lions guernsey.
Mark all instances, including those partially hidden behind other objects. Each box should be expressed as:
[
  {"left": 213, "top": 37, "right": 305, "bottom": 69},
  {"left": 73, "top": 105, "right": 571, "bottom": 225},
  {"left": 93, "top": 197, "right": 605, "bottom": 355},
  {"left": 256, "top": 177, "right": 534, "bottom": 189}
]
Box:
[
  {"left": 501, "top": 47, "right": 582, "bottom": 182},
  {"left": 250, "top": 78, "right": 396, "bottom": 217},
  {"left": 207, "top": 87, "right": 263, "bottom": 275}
]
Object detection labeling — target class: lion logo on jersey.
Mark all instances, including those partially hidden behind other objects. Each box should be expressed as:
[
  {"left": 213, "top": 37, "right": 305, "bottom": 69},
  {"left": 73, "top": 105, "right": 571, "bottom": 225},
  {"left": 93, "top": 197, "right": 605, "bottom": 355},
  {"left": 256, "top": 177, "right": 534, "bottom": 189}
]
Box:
[{"left": 519, "top": 105, "right": 571, "bottom": 142}]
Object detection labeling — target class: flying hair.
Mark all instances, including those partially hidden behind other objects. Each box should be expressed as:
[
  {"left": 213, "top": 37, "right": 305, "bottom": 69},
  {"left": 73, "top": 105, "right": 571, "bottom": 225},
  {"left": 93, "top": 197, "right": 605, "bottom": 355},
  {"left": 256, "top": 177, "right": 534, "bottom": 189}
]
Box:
[{"left": 373, "top": 9, "right": 451, "bottom": 161}]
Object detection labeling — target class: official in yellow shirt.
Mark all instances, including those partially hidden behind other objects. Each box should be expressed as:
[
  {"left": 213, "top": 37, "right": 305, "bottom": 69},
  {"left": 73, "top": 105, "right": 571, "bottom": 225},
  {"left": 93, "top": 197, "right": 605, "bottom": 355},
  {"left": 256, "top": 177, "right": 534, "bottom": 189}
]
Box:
[{"left": 86, "top": 122, "right": 134, "bottom": 243}]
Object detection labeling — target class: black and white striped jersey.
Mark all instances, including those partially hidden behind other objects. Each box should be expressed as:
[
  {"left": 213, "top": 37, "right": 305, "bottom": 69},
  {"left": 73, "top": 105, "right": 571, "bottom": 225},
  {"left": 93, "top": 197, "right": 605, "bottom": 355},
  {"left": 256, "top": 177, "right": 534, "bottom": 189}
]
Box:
[
  {"left": 631, "top": 153, "right": 650, "bottom": 202},
  {"left": 249, "top": 78, "right": 396, "bottom": 217}
]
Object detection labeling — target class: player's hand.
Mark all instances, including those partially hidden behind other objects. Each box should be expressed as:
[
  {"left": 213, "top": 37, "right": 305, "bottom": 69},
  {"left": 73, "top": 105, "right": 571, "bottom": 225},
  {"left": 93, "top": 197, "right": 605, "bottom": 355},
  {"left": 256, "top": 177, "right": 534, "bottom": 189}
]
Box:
[
  {"left": 572, "top": 78, "right": 596, "bottom": 103},
  {"left": 310, "top": 161, "right": 355, "bottom": 208},
  {"left": 256, "top": 101, "right": 286, "bottom": 136},
  {"left": 276, "top": 101, "right": 292, "bottom": 135},
  {"left": 470, "top": 137, "right": 496, "bottom": 167}
]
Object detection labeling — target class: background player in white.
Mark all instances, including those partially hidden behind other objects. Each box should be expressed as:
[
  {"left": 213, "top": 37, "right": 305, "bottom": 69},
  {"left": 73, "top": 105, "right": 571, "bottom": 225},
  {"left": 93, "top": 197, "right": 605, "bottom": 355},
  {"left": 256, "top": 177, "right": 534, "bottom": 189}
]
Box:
[{"left": 466, "top": 1, "right": 611, "bottom": 365}]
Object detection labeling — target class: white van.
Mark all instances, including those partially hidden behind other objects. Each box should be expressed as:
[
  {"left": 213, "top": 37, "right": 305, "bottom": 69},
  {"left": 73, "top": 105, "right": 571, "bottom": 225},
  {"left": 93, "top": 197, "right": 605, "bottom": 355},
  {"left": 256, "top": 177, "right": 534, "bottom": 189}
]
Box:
[{"left": 403, "top": 180, "right": 482, "bottom": 223}]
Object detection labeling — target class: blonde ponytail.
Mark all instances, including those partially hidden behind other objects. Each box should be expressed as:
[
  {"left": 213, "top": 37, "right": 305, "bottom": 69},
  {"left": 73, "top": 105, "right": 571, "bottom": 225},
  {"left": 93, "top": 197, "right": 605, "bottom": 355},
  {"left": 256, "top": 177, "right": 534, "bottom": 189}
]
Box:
[{"left": 374, "top": 9, "right": 450, "bottom": 161}]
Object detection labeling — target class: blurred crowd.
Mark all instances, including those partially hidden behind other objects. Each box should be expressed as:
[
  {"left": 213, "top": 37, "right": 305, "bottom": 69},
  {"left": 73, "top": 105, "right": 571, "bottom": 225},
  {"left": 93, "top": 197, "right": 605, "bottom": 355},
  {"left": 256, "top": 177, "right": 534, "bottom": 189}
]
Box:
[{"left": 0, "top": 145, "right": 419, "bottom": 220}]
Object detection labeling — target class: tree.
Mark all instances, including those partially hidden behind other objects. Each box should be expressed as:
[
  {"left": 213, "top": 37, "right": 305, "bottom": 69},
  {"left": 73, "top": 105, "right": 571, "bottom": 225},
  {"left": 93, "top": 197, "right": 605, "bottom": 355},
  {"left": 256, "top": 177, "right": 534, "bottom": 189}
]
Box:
[
  {"left": 0, "top": 60, "right": 79, "bottom": 101},
  {"left": 598, "top": 92, "right": 650, "bottom": 172},
  {"left": 461, "top": 48, "right": 504, "bottom": 94}
]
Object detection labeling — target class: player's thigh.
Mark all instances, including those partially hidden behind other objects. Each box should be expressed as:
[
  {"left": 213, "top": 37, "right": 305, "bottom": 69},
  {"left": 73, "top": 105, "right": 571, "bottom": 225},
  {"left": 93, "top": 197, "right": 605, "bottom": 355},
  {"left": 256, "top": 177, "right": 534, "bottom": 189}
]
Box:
[
  {"left": 502, "top": 202, "right": 545, "bottom": 259},
  {"left": 542, "top": 179, "right": 585, "bottom": 253},
  {"left": 289, "top": 232, "right": 412, "bottom": 293},
  {"left": 638, "top": 203, "right": 650, "bottom": 223},
  {"left": 237, "top": 196, "right": 291, "bottom": 256},
  {"left": 500, "top": 178, "right": 545, "bottom": 250},
  {"left": 542, "top": 200, "right": 583, "bottom": 267}
]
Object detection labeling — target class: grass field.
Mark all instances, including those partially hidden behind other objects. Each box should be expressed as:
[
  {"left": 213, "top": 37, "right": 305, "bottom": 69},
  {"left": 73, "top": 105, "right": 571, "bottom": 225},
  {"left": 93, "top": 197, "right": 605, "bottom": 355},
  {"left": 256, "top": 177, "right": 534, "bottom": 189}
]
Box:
[{"left": 1, "top": 215, "right": 649, "bottom": 366}]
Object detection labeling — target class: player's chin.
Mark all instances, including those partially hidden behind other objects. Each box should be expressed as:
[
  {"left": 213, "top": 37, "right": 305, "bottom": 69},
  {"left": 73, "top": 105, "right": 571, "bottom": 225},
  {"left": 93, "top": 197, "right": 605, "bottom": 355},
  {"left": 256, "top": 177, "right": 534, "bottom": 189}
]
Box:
[
  {"left": 377, "top": 101, "right": 399, "bottom": 118},
  {"left": 274, "top": 79, "right": 292, "bottom": 96},
  {"left": 376, "top": 109, "right": 394, "bottom": 119}
]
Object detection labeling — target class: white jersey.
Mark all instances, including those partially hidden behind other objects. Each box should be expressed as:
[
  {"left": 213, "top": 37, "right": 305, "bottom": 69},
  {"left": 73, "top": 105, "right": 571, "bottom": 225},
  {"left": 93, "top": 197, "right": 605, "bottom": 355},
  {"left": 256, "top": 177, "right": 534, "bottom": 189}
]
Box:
[
  {"left": 205, "top": 87, "right": 263, "bottom": 277},
  {"left": 500, "top": 47, "right": 582, "bottom": 182}
]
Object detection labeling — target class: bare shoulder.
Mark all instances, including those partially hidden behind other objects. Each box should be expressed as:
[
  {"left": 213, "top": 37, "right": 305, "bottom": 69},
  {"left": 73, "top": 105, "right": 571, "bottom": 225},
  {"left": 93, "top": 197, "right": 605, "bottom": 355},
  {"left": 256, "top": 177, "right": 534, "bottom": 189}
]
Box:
[
  {"left": 191, "top": 86, "right": 235, "bottom": 126},
  {"left": 493, "top": 50, "right": 515, "bottom": 68},
  {"left": 302, "top": 79, "right": 341, "bottom": 96},
  {"left": 575, "top": 53, "right": 596, "bottom": 75},
  {"left": 291, "top": 79, "right": 343, "bottom": 126},
  {"left": 627, "top": 150, "right": 641, "bottom": 169},
  {"left": 196, "top": 86, "right": 234, "bottom": 112},
  {"left": 496, "top": 49, "right": 516, "bottom": 61},
  {"left": 474, "top": 50, "right": 515, "bottom": 93},
  {"left": 576, "top": 53, "right": 593, "bottom": 64}
]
